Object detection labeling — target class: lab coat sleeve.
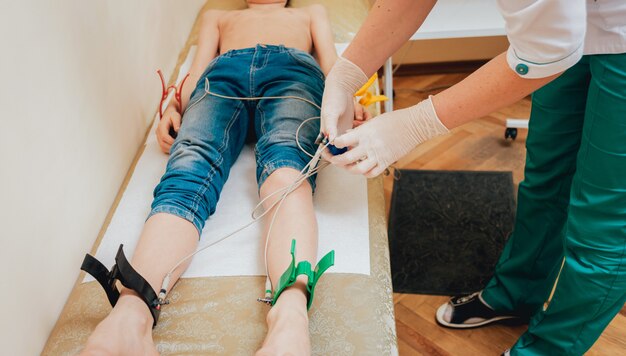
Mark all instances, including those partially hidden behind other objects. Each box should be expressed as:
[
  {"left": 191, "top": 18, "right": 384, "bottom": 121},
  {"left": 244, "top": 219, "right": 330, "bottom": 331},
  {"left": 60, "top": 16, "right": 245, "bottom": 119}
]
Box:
[{"left": 498, "top": 0, "right": 586, "bottom": 78}]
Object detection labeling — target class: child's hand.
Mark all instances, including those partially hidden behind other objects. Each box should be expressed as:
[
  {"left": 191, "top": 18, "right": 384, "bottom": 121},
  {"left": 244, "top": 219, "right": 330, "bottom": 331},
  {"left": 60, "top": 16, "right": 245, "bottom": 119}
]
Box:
[
  {"left": 157, "top": 107, "right": 182, "bottom": 153},
  {"left": 353, "top": 101, "right": 372, "bottom": 128}
]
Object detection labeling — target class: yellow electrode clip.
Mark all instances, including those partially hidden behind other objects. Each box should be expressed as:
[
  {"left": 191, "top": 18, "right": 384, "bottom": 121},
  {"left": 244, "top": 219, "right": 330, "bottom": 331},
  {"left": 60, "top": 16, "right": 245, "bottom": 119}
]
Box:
[{"left": 355, "top": 73, "right": 388, "bottom": 107}]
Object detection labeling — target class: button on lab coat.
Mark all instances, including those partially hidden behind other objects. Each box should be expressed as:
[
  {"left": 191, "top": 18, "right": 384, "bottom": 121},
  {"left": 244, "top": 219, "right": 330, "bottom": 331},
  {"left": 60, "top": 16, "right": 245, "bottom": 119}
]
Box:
[{"left": 499, "top": 0, "right": 626, "bottom": 78}]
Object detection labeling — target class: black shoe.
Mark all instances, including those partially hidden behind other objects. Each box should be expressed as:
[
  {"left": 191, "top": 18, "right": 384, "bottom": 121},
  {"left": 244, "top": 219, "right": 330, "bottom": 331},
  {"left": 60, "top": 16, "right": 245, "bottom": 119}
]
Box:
[{"left": 435, "top": 292, "right": 526, "bottom": 329}]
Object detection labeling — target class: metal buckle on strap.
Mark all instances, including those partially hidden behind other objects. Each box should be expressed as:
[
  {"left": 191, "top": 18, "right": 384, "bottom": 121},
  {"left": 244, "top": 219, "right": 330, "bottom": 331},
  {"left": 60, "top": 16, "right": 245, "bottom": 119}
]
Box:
[{"left": 80, "top": 244, "right": 163, "bottom": 327}]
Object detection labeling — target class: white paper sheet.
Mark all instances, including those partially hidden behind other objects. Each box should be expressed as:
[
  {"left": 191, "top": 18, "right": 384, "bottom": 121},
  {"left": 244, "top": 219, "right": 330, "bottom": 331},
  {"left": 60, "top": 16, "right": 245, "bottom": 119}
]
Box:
[{"left": 84, "top": 44, "right": 370, "bottom": 281}]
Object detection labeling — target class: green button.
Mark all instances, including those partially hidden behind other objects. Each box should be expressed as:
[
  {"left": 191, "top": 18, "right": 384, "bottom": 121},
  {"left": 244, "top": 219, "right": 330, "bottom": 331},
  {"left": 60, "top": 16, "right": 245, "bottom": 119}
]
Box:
[{"left": 516, "top": 63, "right": 529, "bottom": 75}]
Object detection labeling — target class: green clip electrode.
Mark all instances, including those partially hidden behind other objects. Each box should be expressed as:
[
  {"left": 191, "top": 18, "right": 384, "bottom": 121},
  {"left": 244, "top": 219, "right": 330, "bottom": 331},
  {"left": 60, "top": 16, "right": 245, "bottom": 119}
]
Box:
[{"left": 271, "top": 239, "right": 335, "bottom": 310}]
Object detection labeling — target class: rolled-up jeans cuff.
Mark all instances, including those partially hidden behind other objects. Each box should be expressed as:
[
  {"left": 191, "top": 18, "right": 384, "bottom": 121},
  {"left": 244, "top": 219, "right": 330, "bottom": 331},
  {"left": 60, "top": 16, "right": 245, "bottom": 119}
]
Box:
[
  {"left": 147, "top": 205, "right": 204, "bottom": 237},
  {"left": 257, "top": 159, "right": 317, "bottom": 192}
]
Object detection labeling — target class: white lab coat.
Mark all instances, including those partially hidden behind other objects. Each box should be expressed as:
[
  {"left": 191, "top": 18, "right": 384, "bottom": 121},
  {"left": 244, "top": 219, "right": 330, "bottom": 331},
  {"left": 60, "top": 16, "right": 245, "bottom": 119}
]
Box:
[{"left": 499, "top": 0, "right": 626, "bottom": 78}]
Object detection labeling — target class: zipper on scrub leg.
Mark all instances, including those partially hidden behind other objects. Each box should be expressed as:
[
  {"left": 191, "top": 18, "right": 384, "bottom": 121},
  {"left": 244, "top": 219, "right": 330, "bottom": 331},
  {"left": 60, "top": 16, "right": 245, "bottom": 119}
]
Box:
[{"left": 543, "top": 257, "right": 566, "bottom": 311}]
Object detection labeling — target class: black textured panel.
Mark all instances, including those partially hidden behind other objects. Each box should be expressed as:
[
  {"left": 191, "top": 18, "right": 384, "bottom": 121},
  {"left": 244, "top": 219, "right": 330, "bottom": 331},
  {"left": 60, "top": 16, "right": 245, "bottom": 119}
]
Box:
[{"left": 388, "top": 170, "right": 515, "bottom": 295}]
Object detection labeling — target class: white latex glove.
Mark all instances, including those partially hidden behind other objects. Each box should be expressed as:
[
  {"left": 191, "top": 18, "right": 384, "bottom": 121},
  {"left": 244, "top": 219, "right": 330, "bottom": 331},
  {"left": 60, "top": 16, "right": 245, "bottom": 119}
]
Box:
[
  {"left": 327, "top": 96, "right": 449, "bottom": 177},
  {"left": 320, "top": 57, "right": 369, "bottom": 141}
]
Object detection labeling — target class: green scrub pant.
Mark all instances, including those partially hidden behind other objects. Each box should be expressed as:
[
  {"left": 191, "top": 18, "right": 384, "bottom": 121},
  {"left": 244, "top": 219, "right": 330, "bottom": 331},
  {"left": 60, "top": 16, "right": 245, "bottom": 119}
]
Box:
[{"left": 481, "top": 53, "right": 626, "bottom": 355}]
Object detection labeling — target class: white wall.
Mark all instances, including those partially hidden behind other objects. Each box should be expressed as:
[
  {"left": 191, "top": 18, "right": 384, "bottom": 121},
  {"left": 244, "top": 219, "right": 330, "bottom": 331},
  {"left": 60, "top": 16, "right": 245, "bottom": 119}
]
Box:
[{"left": 0, "top": 1, "right": 205, "bottom": 354}]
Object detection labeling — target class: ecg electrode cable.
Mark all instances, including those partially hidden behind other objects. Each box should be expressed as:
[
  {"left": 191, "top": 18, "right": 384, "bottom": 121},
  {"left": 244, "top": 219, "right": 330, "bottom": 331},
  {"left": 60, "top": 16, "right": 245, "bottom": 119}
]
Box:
[{"left": 158, "top": 81, "right": 331, "bottom": 305}]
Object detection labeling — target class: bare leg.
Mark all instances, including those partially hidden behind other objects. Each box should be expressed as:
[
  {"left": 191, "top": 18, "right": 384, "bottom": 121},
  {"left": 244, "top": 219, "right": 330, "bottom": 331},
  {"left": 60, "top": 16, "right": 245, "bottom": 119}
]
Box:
[
  {"left": 256, "top": 168, "right": 318, "bottom": 356},
  {"left": 81, "top": 213, "right": 198, "bottom": 355}
]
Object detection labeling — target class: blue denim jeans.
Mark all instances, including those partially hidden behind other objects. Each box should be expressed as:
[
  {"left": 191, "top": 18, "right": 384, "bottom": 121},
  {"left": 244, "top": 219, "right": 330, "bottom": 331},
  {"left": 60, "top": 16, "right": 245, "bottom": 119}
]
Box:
[{"left": 149, "top": 44, "right": 324, "bottom": 235}]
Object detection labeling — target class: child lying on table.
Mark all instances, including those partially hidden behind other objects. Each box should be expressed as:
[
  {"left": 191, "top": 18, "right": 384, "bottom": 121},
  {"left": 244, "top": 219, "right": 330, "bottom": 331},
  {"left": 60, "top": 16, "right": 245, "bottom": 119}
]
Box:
[{"left": 81, "top": 1, "right": 369, "bottom": 355}]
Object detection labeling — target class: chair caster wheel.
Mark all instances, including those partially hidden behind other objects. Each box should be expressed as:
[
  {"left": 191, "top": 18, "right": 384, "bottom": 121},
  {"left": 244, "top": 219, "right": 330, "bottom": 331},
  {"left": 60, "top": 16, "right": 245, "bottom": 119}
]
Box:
[{"left": 504, "top": 128, "right": 518, "bottom": 140}]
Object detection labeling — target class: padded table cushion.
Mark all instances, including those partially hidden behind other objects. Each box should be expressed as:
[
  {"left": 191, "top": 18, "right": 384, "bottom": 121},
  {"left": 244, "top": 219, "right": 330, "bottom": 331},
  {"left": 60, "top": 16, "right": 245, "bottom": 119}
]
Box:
[
  {"left": 43, "top": 179, "right": 395, "bottom": 355},
  {"left": 43, "top": 1, "right": 397, "bottom": 354}
]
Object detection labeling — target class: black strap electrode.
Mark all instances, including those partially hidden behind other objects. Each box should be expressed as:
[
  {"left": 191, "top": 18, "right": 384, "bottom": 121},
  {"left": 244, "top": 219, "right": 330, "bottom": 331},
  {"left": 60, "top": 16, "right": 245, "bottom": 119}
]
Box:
[{"left": 80, "top": 244, "right": 161, "bottom": 327}]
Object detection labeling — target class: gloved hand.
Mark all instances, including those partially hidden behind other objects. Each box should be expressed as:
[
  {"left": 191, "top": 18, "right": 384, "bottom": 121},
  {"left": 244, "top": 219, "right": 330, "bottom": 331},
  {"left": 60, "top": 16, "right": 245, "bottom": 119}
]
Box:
[
  {"left": 320, "top": 57, "right": 369, "bottom": 141},
  {"left": 326, "top": 96, "right": 449, "bottom": 177}
]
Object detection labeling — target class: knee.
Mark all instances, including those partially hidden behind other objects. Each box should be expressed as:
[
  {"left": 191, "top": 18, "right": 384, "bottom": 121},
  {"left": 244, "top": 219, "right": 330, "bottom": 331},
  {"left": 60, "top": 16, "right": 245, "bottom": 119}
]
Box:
[
  {"left": 263, "top": 168, "right": 305, "bottom": 189},
  {"left": 261, "top": 168, "right": 311, "bottom": 198}
]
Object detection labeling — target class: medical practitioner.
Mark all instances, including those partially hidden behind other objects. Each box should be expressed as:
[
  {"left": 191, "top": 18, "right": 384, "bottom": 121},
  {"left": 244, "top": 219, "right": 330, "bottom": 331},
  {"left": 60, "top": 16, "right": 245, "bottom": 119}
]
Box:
[{"left": 320, "top": 0, "right": 626, "bottom": 354}]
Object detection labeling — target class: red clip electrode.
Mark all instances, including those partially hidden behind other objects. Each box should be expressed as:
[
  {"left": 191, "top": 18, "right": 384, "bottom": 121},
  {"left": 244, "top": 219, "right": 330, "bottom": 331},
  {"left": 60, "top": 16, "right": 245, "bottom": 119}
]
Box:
[{"left": 157, "top": 70, "right": 190, "bottom": 119}]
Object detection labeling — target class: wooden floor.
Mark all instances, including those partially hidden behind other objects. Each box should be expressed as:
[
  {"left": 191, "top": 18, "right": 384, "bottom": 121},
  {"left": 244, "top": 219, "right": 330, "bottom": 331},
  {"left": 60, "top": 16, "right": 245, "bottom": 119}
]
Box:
[{"left": 384, "top": 73, "right": 626, "bottom": 355}]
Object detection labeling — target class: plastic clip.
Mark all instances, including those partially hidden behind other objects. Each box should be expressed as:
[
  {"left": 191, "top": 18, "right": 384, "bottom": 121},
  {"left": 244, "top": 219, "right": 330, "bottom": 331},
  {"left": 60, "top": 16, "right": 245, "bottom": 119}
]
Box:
[
  {"left": 355, "top": 73, "right": 388, "bottom": 107},
  {"left": 271, "top": 239, "right": 335, "bottom": 310}
]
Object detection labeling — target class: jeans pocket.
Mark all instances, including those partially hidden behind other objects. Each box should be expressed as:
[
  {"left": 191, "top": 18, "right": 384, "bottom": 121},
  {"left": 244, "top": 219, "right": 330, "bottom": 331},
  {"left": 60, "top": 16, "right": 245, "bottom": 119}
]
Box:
[
  {"left": 185, "top": 84, "right": 208, "bottom": 114},
  {"left": 286, "top": 50, "right": 325, "bottom": 81},
  {"left": 185, "top": 56, "right": 224, "bottom": 112},
  {"left": 198, "top": 55, "right": 223, "bottom": 79}
]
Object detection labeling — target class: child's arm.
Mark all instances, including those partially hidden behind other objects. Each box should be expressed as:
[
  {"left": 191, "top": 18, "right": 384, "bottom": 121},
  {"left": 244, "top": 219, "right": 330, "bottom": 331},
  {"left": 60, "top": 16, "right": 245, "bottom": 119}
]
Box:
[
  {"left": 307, "top": 5, "right": 337, "bottom": 76},
  {"left": 157, "top": 10, "right": 222, "bottom": 153}
]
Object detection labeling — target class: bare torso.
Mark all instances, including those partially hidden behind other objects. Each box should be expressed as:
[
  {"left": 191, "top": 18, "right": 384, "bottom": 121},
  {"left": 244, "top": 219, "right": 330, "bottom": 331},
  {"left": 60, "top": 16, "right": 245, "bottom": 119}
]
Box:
[{"left": 217, "top": 7, "right": 313, "bottom": 54}]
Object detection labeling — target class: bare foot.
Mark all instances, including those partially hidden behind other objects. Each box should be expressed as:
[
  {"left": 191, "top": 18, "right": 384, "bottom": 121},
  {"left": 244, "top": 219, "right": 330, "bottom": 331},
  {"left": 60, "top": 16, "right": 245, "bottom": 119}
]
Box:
[
  {"left": 256, "top": 288, "right": 311, "bottom": 356},
  {"left": 80, "top": 293, "right": 159, "bottom": 356}
]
